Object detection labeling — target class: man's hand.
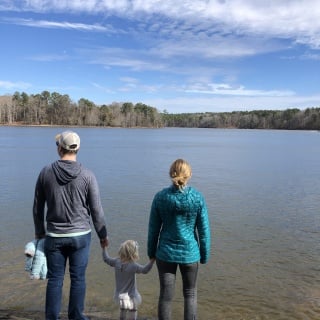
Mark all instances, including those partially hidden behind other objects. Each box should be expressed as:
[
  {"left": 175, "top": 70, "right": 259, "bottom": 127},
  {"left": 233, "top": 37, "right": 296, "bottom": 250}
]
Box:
[{"left": 100, "top": 237, "right": 109, "bottom": 248}]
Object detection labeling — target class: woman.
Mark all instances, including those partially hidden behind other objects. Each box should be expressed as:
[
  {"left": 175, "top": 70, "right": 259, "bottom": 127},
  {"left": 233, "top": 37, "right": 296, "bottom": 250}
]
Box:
[{"left": 148, "top": 159, "right": 211, "bottom": 320}]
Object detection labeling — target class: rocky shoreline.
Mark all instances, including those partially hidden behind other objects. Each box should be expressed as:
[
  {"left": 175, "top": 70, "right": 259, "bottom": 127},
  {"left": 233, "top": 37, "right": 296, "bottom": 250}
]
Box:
[
  {"left": 0, "top": 310, "right": 104, "bottom": 320},
  {"left": 0, "top": 310, "right": 155, "bottom": 320}
]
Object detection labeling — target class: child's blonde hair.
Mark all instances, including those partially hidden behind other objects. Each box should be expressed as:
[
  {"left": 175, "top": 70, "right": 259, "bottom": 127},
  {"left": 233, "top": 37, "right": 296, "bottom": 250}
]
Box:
[{"left": 118, "top": 240, "right": 139, "bottom": 262}]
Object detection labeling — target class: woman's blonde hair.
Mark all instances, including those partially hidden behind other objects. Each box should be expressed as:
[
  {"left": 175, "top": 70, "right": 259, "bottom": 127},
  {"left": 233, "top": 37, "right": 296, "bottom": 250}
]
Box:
[
  {"left": 169, "top": 159, "right": 192, "bottom": 189},
  {"left": 118, "top": 240, "right": 139, "bottom": 262}
]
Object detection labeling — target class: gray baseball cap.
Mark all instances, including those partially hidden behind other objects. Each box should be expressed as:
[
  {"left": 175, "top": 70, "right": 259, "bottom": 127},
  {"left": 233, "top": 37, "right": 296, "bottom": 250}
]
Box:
[{"left": 55, "top": 131, "right": 80, "bottom": 151}]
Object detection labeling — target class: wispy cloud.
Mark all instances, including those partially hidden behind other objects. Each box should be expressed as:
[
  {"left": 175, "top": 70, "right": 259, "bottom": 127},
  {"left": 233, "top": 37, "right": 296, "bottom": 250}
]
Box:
[
  {"left": 0, "top": 80, "right": 31, "bottom": 90},
  {"left": 2, "top": 1, "right": 320, "bottom": 48},
  {"left": 2, "top": 2, "right": 319, "bottom": 60},
  {"left": 91, "top": 82, "right": 115, "bottom": 94},
  {"left": 84, "top": 47, "right": 169, "bottom": 72},
  {"left": 118, "top": 79, "right": 161, "bottom": 93},
  {"left": 1, "top": 1, "right": 319, "bottom": 112},
  {"left": 28, "top": 54, "right": 69, "bottom": 62},
  {"left": 301, "top": 52, "right": 320, "bottom": 61},
  {"left": 184, "top": 83, "right": 295, "bottom": 97},
  {"left": 2, "top": 18, "right": 109, "bottom": 32},
  {"left": 145, "top": 94, "right": 320, "bottom": 114},
  {"left": 150, "top": 35, "right": 286, "bottom": 60}
]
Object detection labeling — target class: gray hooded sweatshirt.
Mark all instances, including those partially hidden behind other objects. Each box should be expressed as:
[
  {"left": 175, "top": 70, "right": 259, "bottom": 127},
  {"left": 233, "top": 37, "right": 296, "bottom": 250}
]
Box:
[{"left": 33, "top": 160, "right": 107, "bottom": 239}]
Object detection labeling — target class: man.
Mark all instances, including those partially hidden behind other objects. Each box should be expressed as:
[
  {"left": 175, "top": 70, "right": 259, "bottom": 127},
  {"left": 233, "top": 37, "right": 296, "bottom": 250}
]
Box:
[{"left": 33, "top": 130, "right": 108, "bottom": 320}]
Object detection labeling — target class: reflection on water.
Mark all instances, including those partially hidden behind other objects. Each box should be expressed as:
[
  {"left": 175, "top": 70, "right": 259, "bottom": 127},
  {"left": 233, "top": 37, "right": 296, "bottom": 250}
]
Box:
[{"left": 0, "top": 127, "right": 319, "bottom": 319}]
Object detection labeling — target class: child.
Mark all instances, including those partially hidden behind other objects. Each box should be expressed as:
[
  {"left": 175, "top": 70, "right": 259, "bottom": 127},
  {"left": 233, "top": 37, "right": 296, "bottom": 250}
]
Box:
[
  {"left": 102, "top": 240, "right": 155, "bottom": 320},
  {"left": 24, "top": 239, "right": 47, "bottom": 280}
]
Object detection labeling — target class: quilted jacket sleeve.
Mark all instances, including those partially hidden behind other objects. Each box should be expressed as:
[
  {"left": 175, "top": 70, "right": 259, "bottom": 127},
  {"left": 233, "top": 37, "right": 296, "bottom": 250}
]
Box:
[
  {"left": 196, "top": 194, "right": 211, "bottom": 264},
  {"left": 147, "top": 193, "right": 162, "bottom": 259}
]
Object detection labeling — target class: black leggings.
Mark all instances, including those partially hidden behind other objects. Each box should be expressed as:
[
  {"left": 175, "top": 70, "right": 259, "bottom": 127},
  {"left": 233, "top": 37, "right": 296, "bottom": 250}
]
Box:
[{"left": 156, "top": 259, "right": 198, "bottom": 320}]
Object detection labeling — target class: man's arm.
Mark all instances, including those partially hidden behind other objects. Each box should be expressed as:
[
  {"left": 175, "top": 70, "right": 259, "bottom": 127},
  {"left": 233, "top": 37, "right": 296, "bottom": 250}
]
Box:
[{"left": 33, "top": 173, "right": 46, "bottom": 239}]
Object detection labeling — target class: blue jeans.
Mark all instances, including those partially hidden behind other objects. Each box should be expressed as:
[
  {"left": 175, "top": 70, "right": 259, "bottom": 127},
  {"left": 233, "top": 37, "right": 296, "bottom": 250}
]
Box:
[
  {"left": 156, "top": 259, "right": 198, "bottom": 320},
  {"left": 44, "top": 233, "right": 91, "bottom": 320}
]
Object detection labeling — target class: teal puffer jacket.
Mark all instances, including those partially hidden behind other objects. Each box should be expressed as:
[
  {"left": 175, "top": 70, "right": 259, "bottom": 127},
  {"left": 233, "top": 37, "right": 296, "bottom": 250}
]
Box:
[{"left": 148, "top": 185, "right": 211, "bottom": 264}]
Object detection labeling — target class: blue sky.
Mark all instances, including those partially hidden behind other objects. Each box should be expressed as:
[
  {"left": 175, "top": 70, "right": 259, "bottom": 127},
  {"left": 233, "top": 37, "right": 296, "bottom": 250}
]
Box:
[{"left": 0, "top": 0, "right": 320, "bottom": 113}]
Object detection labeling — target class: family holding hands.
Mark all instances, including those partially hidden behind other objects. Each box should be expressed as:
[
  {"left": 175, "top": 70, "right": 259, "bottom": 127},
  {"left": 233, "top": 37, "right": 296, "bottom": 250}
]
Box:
[{"left": 30, "top": 130, "right": 211, "bottom": 320}]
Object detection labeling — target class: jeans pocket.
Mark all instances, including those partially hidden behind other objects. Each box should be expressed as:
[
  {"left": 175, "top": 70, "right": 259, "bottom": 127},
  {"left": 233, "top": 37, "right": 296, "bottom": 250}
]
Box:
[{"left": 72, "top": 233, "right": 91, "bottom": 250}]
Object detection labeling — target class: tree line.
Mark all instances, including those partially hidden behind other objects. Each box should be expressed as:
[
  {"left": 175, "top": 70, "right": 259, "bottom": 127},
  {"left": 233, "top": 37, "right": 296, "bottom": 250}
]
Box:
[
  {"left": 162, "top": 108, "right": 320, "bottom": 130},
  {"left": 0, "top": 91, "right": 320, "bottom": 130},
  {"left": 0, "top": 91, "right": 162, "bottom": 128}
]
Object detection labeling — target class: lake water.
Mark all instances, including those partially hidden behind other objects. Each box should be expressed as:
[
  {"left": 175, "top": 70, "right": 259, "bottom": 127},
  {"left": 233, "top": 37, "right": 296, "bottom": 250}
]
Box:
[{"left": 0, "top": 126, "right": 319, "bottom": 320}]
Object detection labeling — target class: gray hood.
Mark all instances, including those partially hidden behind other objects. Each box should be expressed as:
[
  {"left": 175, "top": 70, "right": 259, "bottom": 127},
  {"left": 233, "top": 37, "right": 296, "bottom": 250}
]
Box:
[{"left": 52, "top": 160, "right": 81, "bottom": 185}]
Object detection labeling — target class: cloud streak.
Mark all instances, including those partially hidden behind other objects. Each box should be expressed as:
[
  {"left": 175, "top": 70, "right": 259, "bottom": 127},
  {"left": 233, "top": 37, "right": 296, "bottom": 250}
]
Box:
[
  {"left": 184, "top": 83, "right": 295, "bottom": 97},
  {"left": 146, "top": 94, "right": 320, "bottom": 114},
  {"left": 0, "top": 80, "right": 31, "bottom": 90},
  {"left": 3, "top": 17, "right": 109, "bottom": 32}
]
